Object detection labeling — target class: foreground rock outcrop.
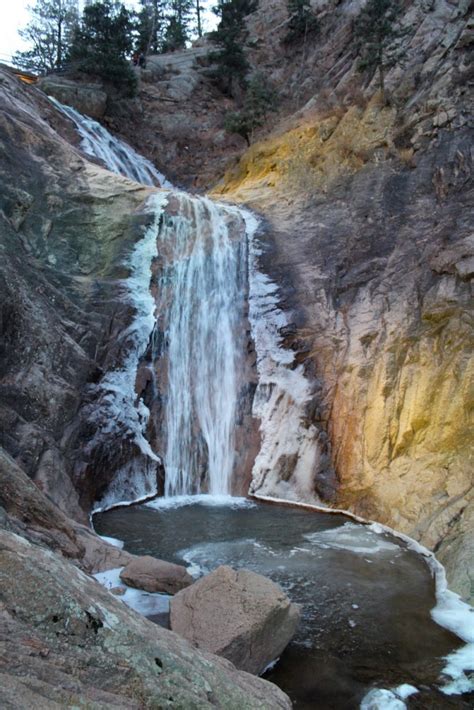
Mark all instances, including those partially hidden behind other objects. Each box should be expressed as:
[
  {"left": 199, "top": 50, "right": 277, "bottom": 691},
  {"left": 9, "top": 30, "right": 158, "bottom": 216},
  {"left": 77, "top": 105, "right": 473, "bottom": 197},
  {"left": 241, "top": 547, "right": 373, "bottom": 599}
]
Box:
[
  {"left": 170, "top": 565, "right": 300, "bottom": 674},
  {"left": 0, "top": 529, "right": 291, "bottom": 709},
  {"left": 120, "top": 555, "right": 193, "bottom": 594}
]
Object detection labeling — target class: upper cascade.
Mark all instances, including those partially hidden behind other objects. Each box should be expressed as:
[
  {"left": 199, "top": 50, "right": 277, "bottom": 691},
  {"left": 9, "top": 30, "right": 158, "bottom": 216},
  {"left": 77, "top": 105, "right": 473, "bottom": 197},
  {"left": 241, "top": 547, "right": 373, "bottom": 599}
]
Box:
[
  {"left": 49, "top": 97, "right": 172, "bottom": 187},
  {"left": 53, "top": 98, "right": 249, "bottom": 501}
]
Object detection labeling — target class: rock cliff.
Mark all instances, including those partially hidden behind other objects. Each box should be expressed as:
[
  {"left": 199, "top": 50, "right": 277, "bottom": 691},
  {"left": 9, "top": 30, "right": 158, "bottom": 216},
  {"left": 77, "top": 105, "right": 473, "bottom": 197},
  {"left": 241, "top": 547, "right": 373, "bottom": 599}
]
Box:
[
  {"left": 0, "top": 527, "right": 290, "bottom": 709},
  {"left": 0, "top": 0, "right": 471, "bottom": 654},
  {"left": 212, "top": 0, "right": 473, "bottom": 599}
]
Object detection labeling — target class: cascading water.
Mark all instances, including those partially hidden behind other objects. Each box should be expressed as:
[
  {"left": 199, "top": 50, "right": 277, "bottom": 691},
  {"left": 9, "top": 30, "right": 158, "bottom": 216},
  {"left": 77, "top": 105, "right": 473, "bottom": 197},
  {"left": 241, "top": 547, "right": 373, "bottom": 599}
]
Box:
[
  {"left": 49, "top": 97, "right": 171, "bottom": 187},
  {"left": 54, "top": 97, "right": 250, "bottom": 501},
  {"left": 51, "top": 97, "right": 170, "bottom": 508},
  {"left": 54, "top": 99, "right": 474, "bottom": 708},
  {"left": 153, "top": 195, "right": 247, "bottom": 496}
]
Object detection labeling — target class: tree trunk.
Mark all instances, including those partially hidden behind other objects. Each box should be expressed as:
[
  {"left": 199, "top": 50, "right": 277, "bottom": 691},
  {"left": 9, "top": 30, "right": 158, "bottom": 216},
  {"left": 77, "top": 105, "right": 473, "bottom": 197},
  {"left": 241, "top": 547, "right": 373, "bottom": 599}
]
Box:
[{"left": 196, "top": 0, "right": 202, "bottom": 37}]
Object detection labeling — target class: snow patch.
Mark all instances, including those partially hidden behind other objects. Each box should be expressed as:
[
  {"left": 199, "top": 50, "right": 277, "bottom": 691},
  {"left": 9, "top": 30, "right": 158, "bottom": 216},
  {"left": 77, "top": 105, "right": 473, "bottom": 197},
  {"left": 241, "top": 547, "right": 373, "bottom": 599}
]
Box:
[
  {"left": 99, "top": 535, "right": 124, "bottom": 549},
  {"left": 360, "top": 685, "right": 418, "bottom": 709},
  {"left": 94, "top": 567, "right": 170, "bottom": 617},
  {"left": 441, "top": 644, "right": 474, "bottom": 695}
]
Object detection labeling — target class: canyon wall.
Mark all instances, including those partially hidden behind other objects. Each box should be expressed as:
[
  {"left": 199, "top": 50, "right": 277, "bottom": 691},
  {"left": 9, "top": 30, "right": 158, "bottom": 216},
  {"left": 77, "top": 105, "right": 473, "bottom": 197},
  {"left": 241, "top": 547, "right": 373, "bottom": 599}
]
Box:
[
  {"left": 214, "top": 0, "right": 473, "bottom": 599},
  {"left": 0, "top": 68, "right": 160, "bottom": 517},
  {"left": 0, "top": 0, "right": 472, "bottom": 607}
]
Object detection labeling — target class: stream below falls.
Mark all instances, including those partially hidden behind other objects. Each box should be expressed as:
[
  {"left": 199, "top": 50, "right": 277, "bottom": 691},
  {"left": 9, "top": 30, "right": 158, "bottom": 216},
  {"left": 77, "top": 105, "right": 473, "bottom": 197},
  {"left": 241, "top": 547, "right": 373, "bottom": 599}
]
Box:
[{"left": 94, "top": 498, "right": 471, "bottom": 709}]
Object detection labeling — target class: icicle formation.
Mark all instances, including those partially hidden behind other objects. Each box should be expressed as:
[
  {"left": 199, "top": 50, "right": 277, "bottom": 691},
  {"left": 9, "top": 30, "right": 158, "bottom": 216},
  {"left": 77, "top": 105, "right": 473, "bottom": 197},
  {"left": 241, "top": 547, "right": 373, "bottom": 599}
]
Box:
[
  {"left": 242, "top": 210, "right": 324, "bottom": 504},
  {"left": 49, "top": 96, "right": 172, "bottom": 187},
  {"left": 155, "top": 195, "right": 247, "bottom": 496},
  {"left": 91, "top": 192, "right": 169, "bottom": 511}
]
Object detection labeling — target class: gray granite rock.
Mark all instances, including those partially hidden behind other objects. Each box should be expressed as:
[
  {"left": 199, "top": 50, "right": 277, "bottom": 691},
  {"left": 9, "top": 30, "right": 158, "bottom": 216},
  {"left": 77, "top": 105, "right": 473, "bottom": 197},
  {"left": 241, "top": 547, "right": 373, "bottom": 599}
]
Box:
[{"left": 120, "top": 555, "right": 193, "bottom": 594}]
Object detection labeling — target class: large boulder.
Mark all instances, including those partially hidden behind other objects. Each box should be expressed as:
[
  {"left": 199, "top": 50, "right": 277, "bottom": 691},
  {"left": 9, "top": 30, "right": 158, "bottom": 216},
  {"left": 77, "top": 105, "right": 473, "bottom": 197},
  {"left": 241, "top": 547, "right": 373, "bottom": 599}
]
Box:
[
  {"left": 170, "top": 565, "right": 300, "bottom": 675},
  {"left": 120, "top": 555, "right": 193, "bottom": 594}
]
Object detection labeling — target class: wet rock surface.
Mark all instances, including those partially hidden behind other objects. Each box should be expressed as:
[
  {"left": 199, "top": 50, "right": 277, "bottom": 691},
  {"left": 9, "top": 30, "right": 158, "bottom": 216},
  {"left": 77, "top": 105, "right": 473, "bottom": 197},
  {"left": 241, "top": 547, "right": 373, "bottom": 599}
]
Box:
[
  {"left": 120, "top": 555, "right": 193, "bottom": 594},
  {"left": 170, "top": 564, "right": 300, "bottom": 674}
]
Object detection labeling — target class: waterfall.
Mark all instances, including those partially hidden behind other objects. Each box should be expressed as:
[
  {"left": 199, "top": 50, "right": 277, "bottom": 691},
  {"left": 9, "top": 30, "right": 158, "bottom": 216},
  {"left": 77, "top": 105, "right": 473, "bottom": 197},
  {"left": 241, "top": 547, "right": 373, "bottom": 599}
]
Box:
[
  {"left": 50, "top": 97, "right": 170, "bottom": 508},
  {"left": 48, "top": 96, "right": 172, "bottom": 187},
  {"left": 53, "top": 97, "right": 248, "bottom": 501},
  {"left": 53, "top": 96, "right": 322, "bottom": 505},
  {"left": 153, "top": 196, "right": 247, "bottom": 496}
]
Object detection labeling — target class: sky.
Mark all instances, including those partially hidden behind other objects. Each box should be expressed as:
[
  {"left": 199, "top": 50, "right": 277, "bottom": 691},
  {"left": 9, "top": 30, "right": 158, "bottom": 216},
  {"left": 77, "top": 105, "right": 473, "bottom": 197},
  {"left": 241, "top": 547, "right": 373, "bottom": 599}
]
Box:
[
  {"left": 0, "top": 1, "right": 30, "bottom": 63},
  {"left": 0, "top": 1, "right": 216, "bottom": 65}
]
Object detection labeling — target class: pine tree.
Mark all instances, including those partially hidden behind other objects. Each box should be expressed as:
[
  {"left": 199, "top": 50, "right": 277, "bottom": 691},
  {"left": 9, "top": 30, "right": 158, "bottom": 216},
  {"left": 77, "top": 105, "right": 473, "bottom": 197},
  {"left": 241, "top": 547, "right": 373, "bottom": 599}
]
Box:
[
  {"left": 283, "top": 0, "right": 318, "bottom": 46},
  {"left": 354, "top": 0, "right": 405, "bottom": 101},
  {"left": 136, "top": 0, "right": 167, "bottom": 54},
  {"left": 13, "top": 0, "right": 79, "bottom": 74},
  {"left": 209, "top": 0, "right": 258, "bottom": 95},
  {"left": 224, "top": 73, "right": 277, "bottom": 145},
  {"left": 195, "top": 0, "right": 203, "bottom": 38},
  {"left": 68, "top": 0, "right": 136, "bottom": 96},
  {"left": 162, "top": 0, "right": 194, "bottom": 52}
]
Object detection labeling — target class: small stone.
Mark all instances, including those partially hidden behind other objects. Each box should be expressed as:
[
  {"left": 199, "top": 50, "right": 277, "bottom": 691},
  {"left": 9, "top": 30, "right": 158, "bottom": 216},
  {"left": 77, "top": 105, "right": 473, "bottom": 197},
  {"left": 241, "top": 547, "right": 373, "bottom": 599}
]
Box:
[{"left": 434, "top": 111, "right": 449, "bottom": 127}]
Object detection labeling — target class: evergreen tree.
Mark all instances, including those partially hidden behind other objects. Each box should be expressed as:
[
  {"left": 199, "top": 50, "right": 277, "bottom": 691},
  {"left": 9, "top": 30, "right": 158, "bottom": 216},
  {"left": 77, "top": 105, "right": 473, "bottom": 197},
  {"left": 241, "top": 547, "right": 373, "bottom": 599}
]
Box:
[
  {"left": 209, "top": 0, "right": 258, "bottom": 95},
  {"left": 162, "top": 0, "right": 194, "bottom": 52},
  {"left": 13, "top": 0, "right": 79, "bottom": 74},
  {"left": 283, "top": 0, "right": 318, "bottom": 45},
  {"left": 135, "top": 0, "right": 167, "bottom": 54},
  {"left": 68, "top": 0, "right": 136, "bottom": 96},
  {"left": 224, "top": 73, "right": 277, "bottom": 145},
  {"left": 354, "top": 0, "right": 405, "bottom": 101}
]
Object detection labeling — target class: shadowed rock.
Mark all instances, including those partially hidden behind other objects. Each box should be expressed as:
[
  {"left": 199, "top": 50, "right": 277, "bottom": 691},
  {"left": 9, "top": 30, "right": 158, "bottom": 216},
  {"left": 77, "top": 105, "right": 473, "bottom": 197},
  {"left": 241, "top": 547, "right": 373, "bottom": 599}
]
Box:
[{"left": 170, "top": 565, "right": 300, "bottom": 674}]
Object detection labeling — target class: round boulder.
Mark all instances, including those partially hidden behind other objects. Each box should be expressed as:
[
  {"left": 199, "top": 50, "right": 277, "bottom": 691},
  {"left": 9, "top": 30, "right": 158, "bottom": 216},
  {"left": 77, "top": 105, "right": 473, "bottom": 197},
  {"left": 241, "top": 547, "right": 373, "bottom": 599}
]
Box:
[{"left": 170, "top": 565, "right": 300, "bottom": 675}]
